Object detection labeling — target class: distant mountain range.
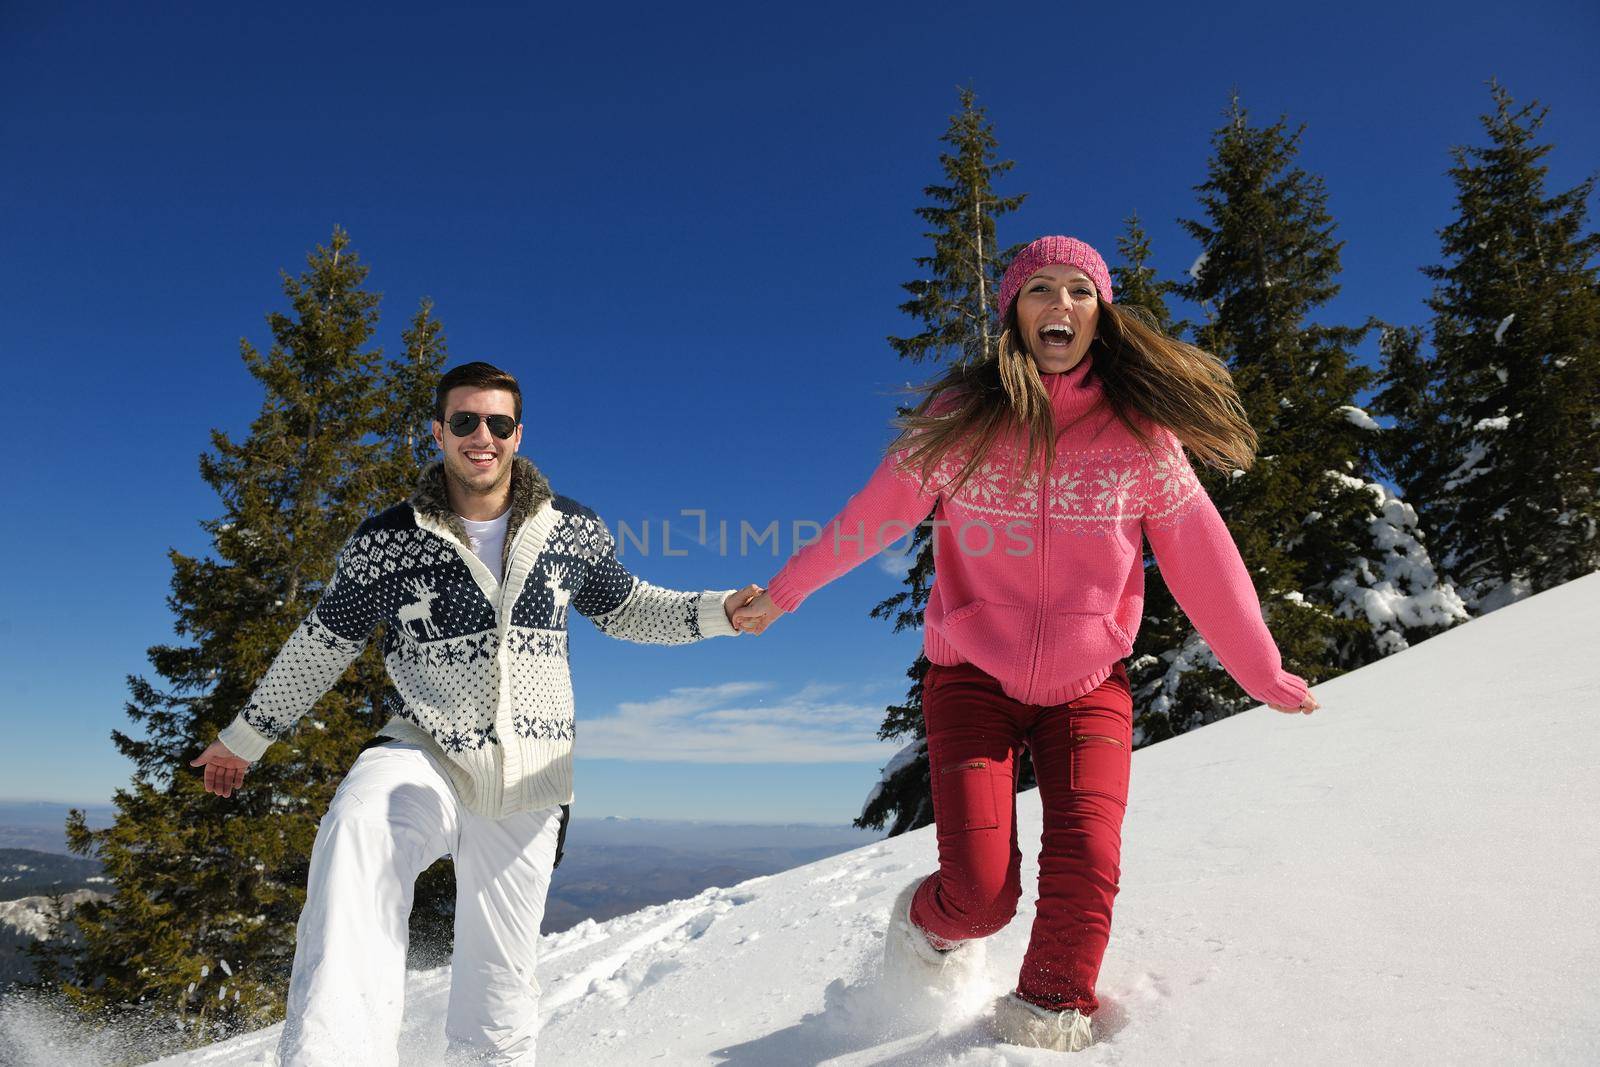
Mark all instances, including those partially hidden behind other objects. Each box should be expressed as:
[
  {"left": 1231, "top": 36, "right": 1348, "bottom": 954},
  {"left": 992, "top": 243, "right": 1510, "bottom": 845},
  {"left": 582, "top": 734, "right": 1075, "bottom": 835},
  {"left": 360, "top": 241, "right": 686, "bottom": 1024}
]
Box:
[
  {"left": 0, "top": 849, "right": 109, "bottom": 987},
  {"left": 0, "top": 849, "right": 105, "bottom": 899},
  {"left": 541, "top": 818, "right": 880, "bottom": 936},
  {"left": 0, "top": 802, "right": 115, "bottom": 855},
  {"left": 0, "top": 812, "right": 878, "bottom": 986}
]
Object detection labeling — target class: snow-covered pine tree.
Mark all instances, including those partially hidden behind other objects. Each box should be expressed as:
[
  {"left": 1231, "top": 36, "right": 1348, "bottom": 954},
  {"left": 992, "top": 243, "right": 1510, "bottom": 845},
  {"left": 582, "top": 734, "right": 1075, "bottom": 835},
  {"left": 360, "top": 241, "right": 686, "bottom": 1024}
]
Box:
[
  {"left": 1375, "top": 80, "right": 1600, "bottom": 611},
  {"left": 858, "top": 87, "right": 1026, "bottom": 835},
  {"left": 1138, "top": 93, "right": 1464, "bottom": 742},
  {"left": 58, "top": 228, "right": 447, "bottom": 1053}
]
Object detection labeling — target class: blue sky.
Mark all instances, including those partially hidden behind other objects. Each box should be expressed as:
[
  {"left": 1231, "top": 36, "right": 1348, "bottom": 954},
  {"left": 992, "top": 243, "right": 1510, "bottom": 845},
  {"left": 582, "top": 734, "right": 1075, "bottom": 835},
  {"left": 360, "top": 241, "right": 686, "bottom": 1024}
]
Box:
[{"left": 1, "top": 0, "right": 1595, "bottom": 822}]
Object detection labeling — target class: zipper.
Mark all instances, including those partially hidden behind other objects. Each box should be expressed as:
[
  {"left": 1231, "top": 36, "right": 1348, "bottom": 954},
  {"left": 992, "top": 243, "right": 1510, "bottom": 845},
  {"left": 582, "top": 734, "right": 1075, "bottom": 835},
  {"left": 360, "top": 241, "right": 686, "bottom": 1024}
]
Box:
[
  {"left": 495, "top": 522, "right": 525, "bottom": 616},
  {"left": 942, "top": 759, "right": 989, "bottom": 773},
  {"left": 1074, "top": 734, "right": 1124, "bottom": 748},
  {"left": 1024, "top": 445, "right": 1050, "bottom": 700},
  {"left": 496, "top": 504, "right": 548, "bottom": 618},
  {"left": 494, "top": 505, "right": 549, "bottom": 787}
]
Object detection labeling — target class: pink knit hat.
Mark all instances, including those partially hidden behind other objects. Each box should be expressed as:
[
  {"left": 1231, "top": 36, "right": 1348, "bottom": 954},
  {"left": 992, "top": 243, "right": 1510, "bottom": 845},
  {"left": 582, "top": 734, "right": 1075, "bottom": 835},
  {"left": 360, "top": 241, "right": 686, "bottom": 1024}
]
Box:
[{"left": 997, "top": 236, "right": 1114, "bottom": 322}]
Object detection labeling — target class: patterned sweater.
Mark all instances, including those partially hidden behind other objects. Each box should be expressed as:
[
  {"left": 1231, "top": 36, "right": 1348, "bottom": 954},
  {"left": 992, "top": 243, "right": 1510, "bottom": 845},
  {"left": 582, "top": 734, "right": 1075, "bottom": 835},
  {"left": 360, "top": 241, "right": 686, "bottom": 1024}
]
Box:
[
  {"left": 218, "top": 456, "right": 740, "bottom": 818},
  {"left": 766, "top": 353, "right": 1309, "bottom": 710}
]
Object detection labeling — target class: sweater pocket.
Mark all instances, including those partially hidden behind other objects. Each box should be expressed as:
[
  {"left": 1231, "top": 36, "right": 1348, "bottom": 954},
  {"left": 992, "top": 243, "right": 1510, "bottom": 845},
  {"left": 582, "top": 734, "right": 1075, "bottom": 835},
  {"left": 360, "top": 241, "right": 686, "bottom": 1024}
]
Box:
[
  {"left": 929, "top": 597, "right": 1020, "bottom": 679},
  {"left": 1042, "top": 611, "right": 1132, "bottom": 690},
  {"left": 943, "top": 598, "right": 987, "bottom": 626}
]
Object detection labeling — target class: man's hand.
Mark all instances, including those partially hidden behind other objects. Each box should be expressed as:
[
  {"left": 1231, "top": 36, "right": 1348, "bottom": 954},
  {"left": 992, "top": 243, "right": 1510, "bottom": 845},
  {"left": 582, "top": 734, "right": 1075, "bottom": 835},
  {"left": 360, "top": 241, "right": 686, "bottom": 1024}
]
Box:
[
  {"left": 731, "top": 589, "right": 786, "bottom": 635},
  {"left": 1268, "top": 692, "right": 1320, "bottom": 715},
  {"left": 190, "top": 739, "right": 251, "bottom": 798}
]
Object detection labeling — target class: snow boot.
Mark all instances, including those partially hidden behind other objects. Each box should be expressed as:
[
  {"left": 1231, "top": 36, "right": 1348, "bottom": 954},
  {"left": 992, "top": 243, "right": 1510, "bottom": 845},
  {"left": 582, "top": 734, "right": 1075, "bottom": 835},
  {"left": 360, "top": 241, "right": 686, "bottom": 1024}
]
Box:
[
  {"left": 990, "top": 991, "right": 1095, "bottom": 1051},
  {"left": 879, "top": 876, "right": 987, "bottom": 1006}
]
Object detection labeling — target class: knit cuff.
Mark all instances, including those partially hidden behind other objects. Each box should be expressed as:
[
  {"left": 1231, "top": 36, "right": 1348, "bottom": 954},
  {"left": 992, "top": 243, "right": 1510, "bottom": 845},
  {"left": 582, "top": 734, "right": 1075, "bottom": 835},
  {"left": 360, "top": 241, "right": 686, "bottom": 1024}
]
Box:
[
  {"left": 698, "top": 589, "right": 740, "bottom": 638},
  {"left": 217, "top": 715, "right": 275, "bottom": 762},
  {"left": 1251, "top": 671, "right": 1310, "bottom": 711},
  {"left": 765, "top": 570, "right": 806, "bottom": 614}
]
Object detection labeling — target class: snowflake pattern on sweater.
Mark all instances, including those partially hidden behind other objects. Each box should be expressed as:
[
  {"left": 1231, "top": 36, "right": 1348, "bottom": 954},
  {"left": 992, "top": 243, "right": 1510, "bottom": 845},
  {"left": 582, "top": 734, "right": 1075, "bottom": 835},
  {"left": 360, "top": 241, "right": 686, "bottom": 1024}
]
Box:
[{"left": 889, "top": 434, "right": 1204, "bottom": 530}]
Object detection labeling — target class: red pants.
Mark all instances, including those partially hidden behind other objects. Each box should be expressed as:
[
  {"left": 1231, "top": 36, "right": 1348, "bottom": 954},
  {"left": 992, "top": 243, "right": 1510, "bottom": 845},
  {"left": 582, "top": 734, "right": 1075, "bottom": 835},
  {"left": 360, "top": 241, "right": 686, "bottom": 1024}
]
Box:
[{"left": 909, "top": 659, "right": 1133, "bottom": 1014}]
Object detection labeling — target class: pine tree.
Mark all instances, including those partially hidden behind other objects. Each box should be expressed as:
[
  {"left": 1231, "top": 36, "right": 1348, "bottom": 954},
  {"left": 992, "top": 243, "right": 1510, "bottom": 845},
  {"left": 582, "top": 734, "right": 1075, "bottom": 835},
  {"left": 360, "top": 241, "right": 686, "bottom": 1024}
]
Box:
[
  {"left": 1375, "top": 80, "right": 1600, "bottom": 610},
  {"left": 380, "top": 297, "right": 458, "bottom": 966},
  {"left": 1370, "top": 324, "right": 1439, "bottom": 496},
  {"left": 58, "top": 228, "right": 447, "bottom": 1052},
  {"left": 391, "top": 299, "right": 450, "bottom": 473},
  {"left": 20, "top": 891, "right": 83, "bottom": 993},
  {"left": 859, "top": 87, "right": 1025, "bottom": 834},
  {"left": 1134, "top": 93, "right": 1464, "bottom": 742},
  {"left": 1110, "top": 212, "right": 1183, "bottom": 335}
]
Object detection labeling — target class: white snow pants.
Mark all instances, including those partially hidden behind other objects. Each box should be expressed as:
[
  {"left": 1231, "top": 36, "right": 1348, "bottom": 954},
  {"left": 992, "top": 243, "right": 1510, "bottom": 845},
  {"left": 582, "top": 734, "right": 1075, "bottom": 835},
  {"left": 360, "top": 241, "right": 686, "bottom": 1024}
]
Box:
[{"left": 277, "top": 741, "right": 563, "bottom": 1067}]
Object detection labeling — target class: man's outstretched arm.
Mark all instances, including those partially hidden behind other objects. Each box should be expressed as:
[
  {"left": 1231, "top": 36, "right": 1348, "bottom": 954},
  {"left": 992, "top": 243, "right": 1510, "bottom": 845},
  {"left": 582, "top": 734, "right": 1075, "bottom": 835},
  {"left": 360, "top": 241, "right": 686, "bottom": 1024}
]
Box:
[
  {"left": 571, "top": 516, "right": 755, "bottom": 644},
  {"left": 195, "top": 535, "right": 383, "bottom": 794}
]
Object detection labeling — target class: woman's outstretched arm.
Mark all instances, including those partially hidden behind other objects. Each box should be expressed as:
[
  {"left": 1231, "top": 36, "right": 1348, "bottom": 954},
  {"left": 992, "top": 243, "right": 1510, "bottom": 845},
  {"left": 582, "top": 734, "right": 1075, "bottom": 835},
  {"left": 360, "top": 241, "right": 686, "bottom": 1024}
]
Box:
[
  {"left": 1141, "top": 431, "right": 1316, "bottom": 713},
  {"left": 735, "top": 446, "right": 940, "bottom": 633}
]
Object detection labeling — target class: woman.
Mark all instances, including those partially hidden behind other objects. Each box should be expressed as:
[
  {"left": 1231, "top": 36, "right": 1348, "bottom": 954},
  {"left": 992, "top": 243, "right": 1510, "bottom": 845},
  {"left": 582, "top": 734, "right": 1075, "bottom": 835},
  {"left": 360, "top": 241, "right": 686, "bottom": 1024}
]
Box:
[{"left": 732, "top": 235, "right": 1319, "bottom": 1052}]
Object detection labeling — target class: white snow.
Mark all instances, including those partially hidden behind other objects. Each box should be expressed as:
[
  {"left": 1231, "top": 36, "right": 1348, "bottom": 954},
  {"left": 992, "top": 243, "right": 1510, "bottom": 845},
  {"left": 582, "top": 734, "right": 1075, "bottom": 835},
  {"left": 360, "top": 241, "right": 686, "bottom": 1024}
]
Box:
[
  {"left": 1187, "top": 251, "right": 1208, "bottom": 282},
  {"left": 1470, "top": 574, "right": 1535, "bottom": 614},
  {"left": 0, "top": 890, "right": 108, "bottom": 941},
  {"left": 1130, "top": 629, "right": 1225, "bottom": 737},
  {"left": 1443, "top": 442, "right": 1491, "bottom": 492},
  {"left": 1337, "top": 405, "right": 1381, "bottom": 431},
  {"left": 1493, "top": 314, "right": 1515, "bottom": 345},
  {"left": 857, "top": 738, "right": 926, "bottom": 821},
  {"left": 1327, "top": 476, "right": 1469, "bottom": 651},
  {"left": 33, "top": 574, "right": 1575, "bottom": 1064},
  {"left": 1324, "top": 471, "right": 1369, "bottom": 493},
  {"left": 1473, "top": 415, "right": 1510, "bottom": 431}
]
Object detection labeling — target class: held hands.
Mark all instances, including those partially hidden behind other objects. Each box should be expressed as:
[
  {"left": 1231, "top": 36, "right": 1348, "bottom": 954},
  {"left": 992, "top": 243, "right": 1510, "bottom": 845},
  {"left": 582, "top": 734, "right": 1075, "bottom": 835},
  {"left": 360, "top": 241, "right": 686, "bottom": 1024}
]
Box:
[
  {"left": 728, "top": 588, "right": 785, "bottom": 635},
  {"left": 190, "top": 739, "right": 251, "bottom": 798},
  {"left": 722, "top": 585, "right": 768, "bottom": 634}
]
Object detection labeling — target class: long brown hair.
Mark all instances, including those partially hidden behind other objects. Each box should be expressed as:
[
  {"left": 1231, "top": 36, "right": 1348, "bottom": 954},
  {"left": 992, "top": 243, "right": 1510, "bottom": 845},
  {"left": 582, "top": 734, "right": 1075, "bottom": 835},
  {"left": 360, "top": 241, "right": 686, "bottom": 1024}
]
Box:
[{"left": 885, "top": 300, "right": 1258, "bottom": 497}]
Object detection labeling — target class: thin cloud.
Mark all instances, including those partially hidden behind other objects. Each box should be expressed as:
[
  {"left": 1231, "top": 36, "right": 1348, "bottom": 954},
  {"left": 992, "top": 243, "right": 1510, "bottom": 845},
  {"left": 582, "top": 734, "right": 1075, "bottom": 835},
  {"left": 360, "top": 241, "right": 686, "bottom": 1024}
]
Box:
[
  {"left": 877, "top": 547, "right": 916, "bottom": 578},
  {"left": 579, "top": 680, "right": 903, "bottom": 764}
]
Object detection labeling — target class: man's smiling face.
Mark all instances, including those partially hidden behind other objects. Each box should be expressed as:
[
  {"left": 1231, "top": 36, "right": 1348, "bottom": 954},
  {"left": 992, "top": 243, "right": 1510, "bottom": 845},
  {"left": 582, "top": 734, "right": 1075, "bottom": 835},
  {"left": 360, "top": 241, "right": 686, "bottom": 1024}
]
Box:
[{"left": 431, "top": 385, "right": 523, "bottom": 502}]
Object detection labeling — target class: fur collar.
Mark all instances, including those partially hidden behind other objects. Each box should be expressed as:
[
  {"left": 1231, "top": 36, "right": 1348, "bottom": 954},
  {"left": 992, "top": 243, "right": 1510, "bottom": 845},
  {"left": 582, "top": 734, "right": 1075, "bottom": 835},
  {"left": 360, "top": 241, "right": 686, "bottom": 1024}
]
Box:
[{"left": 410, "top": 455, "right": 554, "bottom": 572}]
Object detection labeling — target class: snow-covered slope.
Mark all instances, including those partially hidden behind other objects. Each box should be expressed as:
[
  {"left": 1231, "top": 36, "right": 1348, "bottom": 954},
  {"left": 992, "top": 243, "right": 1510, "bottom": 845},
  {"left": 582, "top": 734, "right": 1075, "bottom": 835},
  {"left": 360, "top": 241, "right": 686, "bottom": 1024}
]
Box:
[{"left": 105, "top": 574, "right": 1600, "bottom": 1062}]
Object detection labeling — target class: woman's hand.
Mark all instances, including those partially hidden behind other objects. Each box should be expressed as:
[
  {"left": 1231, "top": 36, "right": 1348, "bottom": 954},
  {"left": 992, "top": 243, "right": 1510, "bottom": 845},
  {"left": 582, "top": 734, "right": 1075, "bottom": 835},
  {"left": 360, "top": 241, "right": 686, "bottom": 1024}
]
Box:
[
  {"left": 731, "top": 589, "right": 786, "bottom": 635},
  {"left": 1268, "top": 692, "right": 1320, "bottom": 715}
]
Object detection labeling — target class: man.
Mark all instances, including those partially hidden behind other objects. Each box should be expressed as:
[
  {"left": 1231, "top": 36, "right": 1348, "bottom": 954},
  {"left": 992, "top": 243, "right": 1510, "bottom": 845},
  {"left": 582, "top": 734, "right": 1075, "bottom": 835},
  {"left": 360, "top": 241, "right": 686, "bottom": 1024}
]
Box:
[{"left": 191, "top": 361, "right": 759, "bottom": 1065}]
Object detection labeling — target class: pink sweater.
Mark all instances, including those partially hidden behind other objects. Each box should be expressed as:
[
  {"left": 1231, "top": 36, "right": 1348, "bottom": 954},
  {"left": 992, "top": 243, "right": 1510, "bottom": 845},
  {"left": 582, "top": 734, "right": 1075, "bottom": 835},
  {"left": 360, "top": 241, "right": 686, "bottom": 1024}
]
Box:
[{"left": 766, "top": 354, "right": 1309, "bottom": 710}]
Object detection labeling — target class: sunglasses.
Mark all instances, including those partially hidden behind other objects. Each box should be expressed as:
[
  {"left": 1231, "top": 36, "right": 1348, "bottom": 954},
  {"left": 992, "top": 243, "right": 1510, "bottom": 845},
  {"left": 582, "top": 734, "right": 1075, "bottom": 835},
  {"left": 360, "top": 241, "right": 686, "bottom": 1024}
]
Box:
[{"left": 445, "top": 412, "right": 517, "bottom": 439}]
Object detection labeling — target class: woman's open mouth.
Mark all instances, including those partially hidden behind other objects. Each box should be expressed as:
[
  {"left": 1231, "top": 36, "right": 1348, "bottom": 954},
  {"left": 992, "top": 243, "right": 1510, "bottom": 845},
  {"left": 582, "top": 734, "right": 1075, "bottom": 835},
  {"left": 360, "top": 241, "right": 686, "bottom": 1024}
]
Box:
[{"left": 1039, "top": 322, "right": 1075, "bottom": 349}]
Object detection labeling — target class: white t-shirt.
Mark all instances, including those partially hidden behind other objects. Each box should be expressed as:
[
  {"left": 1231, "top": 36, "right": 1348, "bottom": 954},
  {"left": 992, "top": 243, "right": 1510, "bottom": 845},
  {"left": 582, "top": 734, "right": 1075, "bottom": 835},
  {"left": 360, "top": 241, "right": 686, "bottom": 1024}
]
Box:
[{"left": 459, "top": 509, "right": 511, "bottom": 585}]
